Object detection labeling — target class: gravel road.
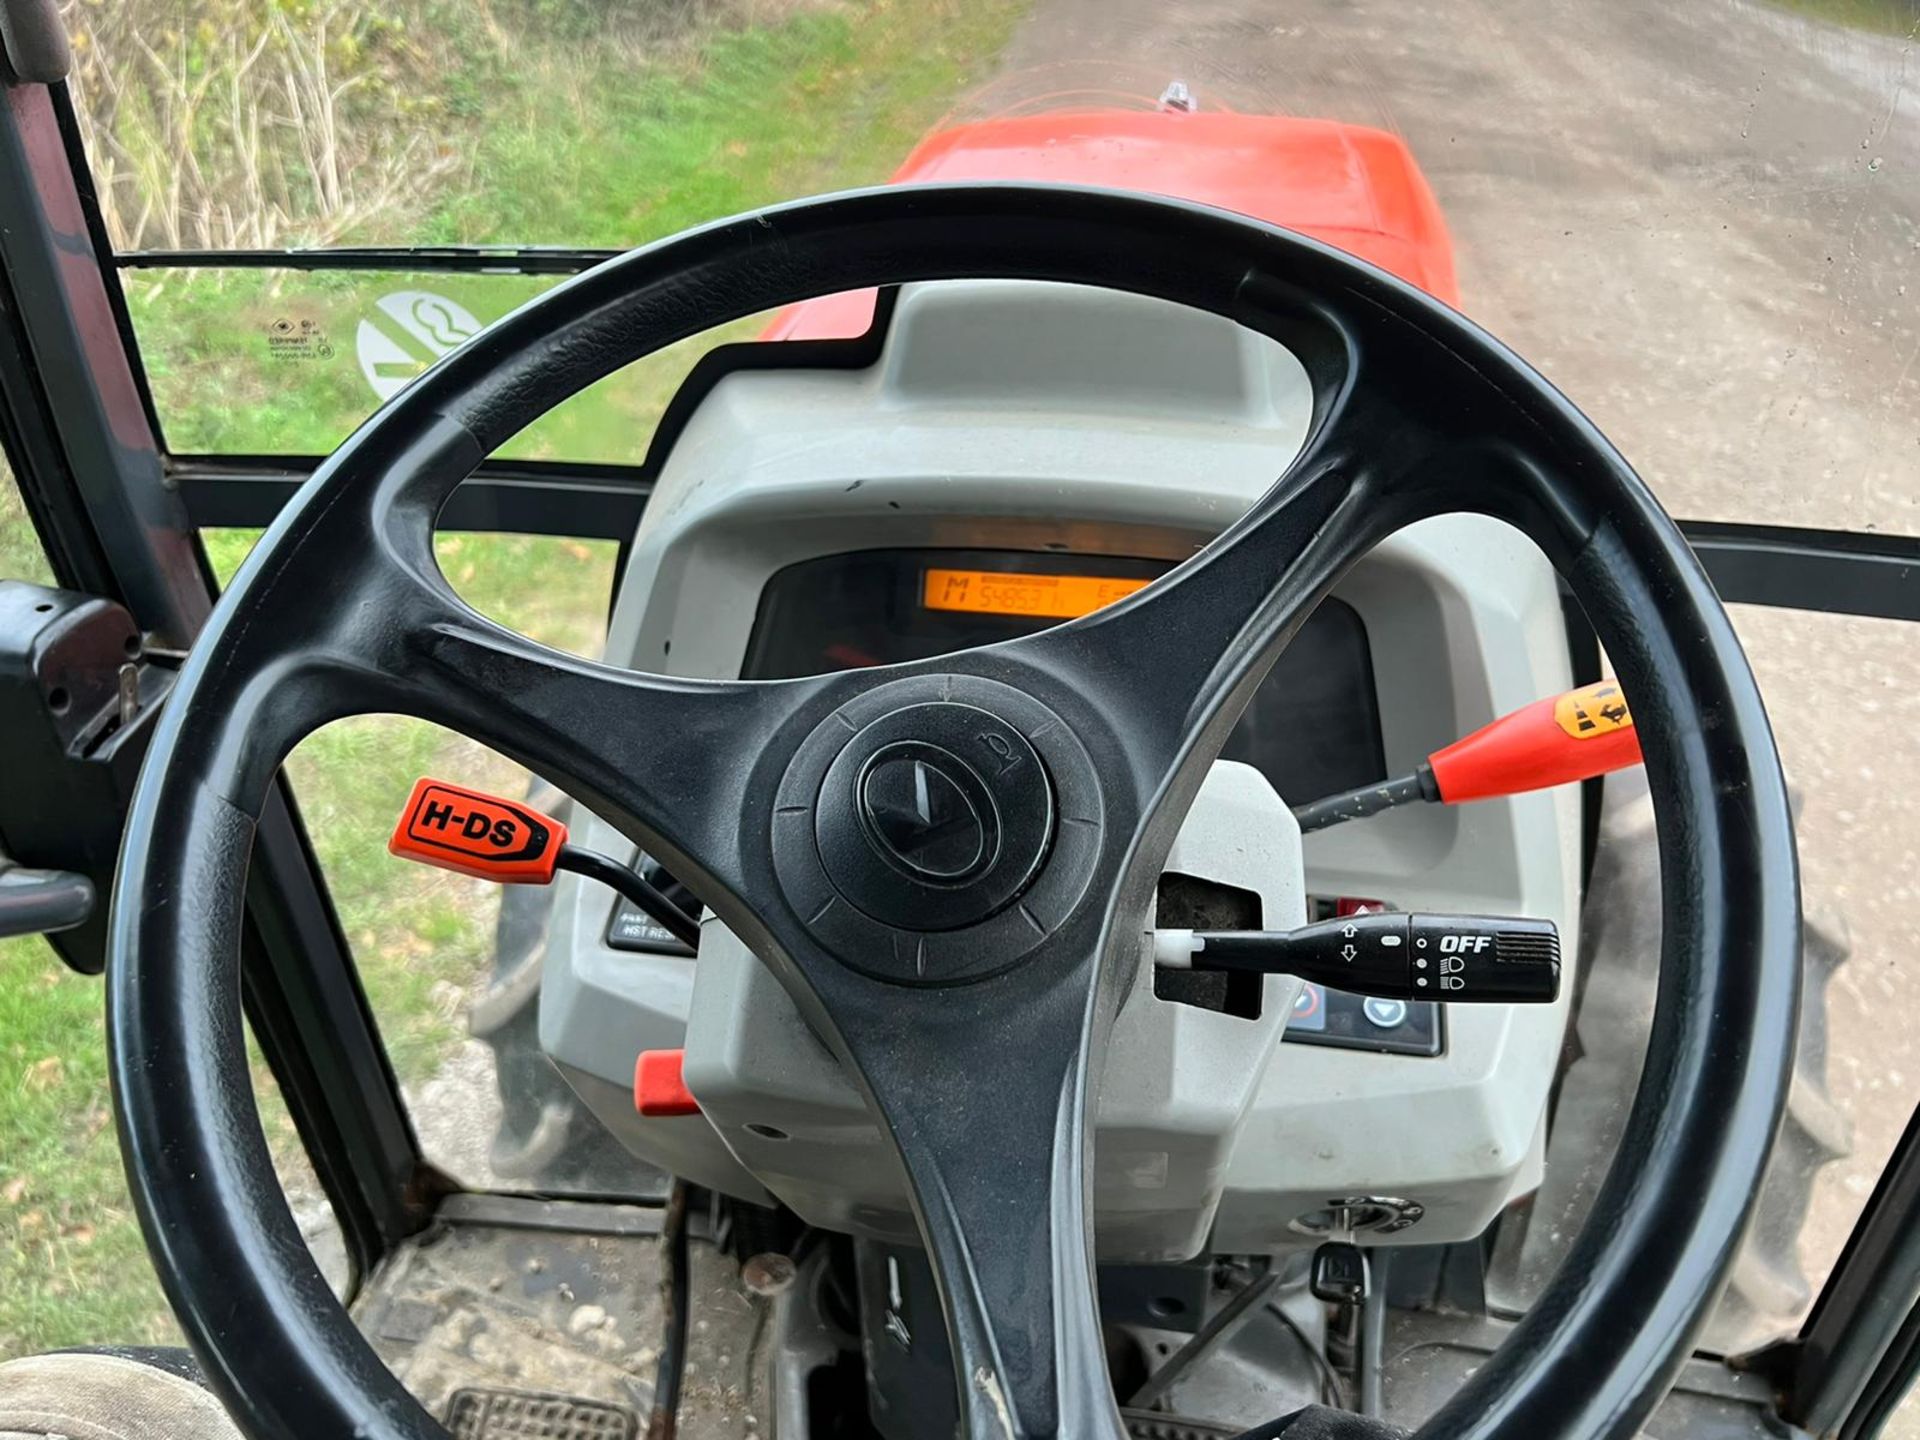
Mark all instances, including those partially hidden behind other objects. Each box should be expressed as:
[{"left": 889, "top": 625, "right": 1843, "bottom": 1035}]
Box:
[{"left": 997, "top": 0, "right": 1920, "bottom": 1367}]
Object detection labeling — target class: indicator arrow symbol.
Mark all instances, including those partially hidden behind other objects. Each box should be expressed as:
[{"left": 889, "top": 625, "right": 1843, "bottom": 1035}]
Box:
[
  {"left": 1340, "top": 944, "right": 1357, "bottom": 961},
  {"left": 1341, "top": 923, "right": 1358, "bottom": 938}
]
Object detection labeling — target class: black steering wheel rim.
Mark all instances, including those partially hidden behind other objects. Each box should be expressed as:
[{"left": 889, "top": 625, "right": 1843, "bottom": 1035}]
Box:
[{"left": 107, "top": 182, "right": 1800, "bottom": 1440}]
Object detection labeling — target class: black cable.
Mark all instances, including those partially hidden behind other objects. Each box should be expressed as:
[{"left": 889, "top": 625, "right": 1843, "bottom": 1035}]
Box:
[
  {"left": 1292, "top": 765, "right": 1440, "bottom": 834},
  {"left": 1129, "top": 1265, "right": 1282, "bottom": 1410},
  {"left": 1266, "top": 1302, "right": 1349, "bottom": 1410},
  {"left": 556, "top": 844, "right": 701, "bottom": 949},
  {"left": 648, "top": 1179, "right": 691, "bottom": 1440}
]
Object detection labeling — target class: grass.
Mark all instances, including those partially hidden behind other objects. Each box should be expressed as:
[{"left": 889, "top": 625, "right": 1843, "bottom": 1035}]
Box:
[
  {"left": 0, "top": 516, "right": 617, "bottom": 1351},
  {"left": 127, "top": 0, "right": 1027, "bottom": 463},
  {"left": 0, "top": 0, "right": 1026, "bottom": 1358},
  {"left": 0, "top": 467, "right": 145, "bottom": 1347},
  {"left": 1765, "top": 0, "right": 1920, "bottom": 33},
  {"left": 236, "top": 529, "right": 622, "bottom": 1085},
  {"left": 0, "top": 938, "right": 176, "bottom": 1348},
  {"left": 0, "top": 458, "right": 52, "bottom": 587},
  {"left": 419, "top": 2, "right": 1017, "bottom": 250},
  {"left": 123, "top": 267, "right": 769, "bottom": 464}
]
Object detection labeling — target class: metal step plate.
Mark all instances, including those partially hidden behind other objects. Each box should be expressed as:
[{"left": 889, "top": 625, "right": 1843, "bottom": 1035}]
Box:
[
  {"left": 1121, "top": 1409, "right": 1242, "bottom": 1440},
  {"left": 444, "top": 1386, "right": 637, "bottom": 1440}
]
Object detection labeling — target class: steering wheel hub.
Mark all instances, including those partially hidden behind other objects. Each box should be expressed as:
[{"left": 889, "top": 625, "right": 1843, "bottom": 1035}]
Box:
[
  {"left": 772, "top": 674, "right": 1101, "bottom": 984},
  {"left": 858, "top": 744, "right": 993, "bottom": 881},
  {"left": 816, "top": 701, "right": 1053, "bottom": 931}
]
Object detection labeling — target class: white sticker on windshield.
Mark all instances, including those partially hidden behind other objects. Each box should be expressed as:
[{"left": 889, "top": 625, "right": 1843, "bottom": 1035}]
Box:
[{"left": 355, "top": 290, "right": 483, "bottom": 401}]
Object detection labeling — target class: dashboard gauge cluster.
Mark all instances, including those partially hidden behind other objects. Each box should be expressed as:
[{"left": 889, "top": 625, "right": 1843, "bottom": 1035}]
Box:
[{"left": 742, "top": 547, "right": 1389, "bottom": 806}]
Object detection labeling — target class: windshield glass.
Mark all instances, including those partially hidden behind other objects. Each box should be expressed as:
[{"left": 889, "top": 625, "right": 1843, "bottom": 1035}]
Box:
[
  {"left": 14, "top": 0, "right": 1920, "bottom": 1398},
  {"left": 122, "top": 266, "right": 766, "bottom": 461},
  {"left": 105, "top": 19, "right": 1920, "bottom": 532}
]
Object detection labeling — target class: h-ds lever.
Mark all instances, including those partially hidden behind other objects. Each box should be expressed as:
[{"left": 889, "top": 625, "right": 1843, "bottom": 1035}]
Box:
[
  {"left": 387, "top": 777, "right": 701, "bottom": 949},
  {"left": 1152, "top": 912, "right": 1561, "bottom": 1003}
]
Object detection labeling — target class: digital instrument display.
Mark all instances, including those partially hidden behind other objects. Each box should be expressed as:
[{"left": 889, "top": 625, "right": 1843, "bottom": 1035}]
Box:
[
  {"left": 743, "top": 549, "right": 1388, "bottom": 803},
  {"left": 921, "top": 567, "right": 1150, "bottom": 619}
]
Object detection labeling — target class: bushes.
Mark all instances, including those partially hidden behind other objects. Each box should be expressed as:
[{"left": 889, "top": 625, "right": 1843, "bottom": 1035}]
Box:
[
  {"left": 59, "top": 0, "right": 754, "bottom": 250},
  {"left": 63, "top": 0, "right": 450, "bottom": 247}
]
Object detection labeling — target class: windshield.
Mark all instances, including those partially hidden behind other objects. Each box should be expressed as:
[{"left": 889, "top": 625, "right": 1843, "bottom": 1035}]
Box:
[
  {"left": 107, "top": 23, "right": 1920, "bottom": 531},
  {"left": 4, "top": 0, "right": 1919, "bottom": 1410}
]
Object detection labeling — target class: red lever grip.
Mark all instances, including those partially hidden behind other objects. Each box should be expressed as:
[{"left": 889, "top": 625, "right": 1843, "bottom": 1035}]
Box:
[
  {"left": 1428, "top": 680, "right": 1642, "bottom": 804},
  {"left": 387, "top": 778, "right": 567, "bottom": 884}
]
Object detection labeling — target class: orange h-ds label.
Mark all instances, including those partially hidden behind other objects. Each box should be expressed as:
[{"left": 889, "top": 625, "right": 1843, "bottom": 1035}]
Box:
[{"left": 388, "top": 778, "right": 566, "bottom": 884}]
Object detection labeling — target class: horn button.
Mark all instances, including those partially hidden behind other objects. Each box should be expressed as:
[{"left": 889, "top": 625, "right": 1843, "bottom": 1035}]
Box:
[
  {"left": 817, "top": 706, "right": 1051, "bottom": 931},
  {"left": 771, "top": 675, "right": 1104, "bottom": 985},
  {"left": 858, "top": 744, "right": 993, "bottom": 883}
]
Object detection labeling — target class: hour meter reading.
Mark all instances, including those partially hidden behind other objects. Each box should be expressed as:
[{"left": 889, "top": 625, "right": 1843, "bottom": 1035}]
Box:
[{"left": 921, "top": 566, "right": 1150, "bottom": 620}]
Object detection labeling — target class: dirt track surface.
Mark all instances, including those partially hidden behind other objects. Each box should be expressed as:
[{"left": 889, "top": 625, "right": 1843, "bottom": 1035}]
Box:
[{"left": 1001, "top": 0, "right": 1920, "bottom": 1357}]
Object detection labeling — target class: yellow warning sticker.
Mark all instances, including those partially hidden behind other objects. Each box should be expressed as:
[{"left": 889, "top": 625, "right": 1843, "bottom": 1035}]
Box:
[{"left": 1554, "top": 681, "right": 1633, "bottom": 739}]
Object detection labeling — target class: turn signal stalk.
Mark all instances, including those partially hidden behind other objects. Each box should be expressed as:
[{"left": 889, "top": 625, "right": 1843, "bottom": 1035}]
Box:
[{"left": 1154, "top": 912, "right": 1561, "bottom": 1003}]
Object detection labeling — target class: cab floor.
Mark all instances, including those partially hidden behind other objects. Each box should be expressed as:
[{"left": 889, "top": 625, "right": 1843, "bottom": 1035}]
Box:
[{"left": 351, "top": 1196, "right": 766, "bottom": 1439}]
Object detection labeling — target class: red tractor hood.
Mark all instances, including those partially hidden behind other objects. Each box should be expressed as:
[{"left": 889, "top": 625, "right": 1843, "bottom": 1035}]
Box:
[{"left": 764, "top": 109, "right": 1457, "bottom": 339}]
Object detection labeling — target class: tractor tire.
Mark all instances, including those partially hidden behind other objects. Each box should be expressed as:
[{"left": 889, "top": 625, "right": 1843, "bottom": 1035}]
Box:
[
  {"left": 1716, "top": 894, "right": 1852, "bottom": 1347},
  {"left": 1491, "top": 768, "right": 1851, "bottom": 1353},
  {"left": 472, "top": 782, "right": 650, "bottom": 1194}
]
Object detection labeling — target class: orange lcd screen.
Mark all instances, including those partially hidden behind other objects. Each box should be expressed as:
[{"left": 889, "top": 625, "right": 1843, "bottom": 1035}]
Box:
[{"left": 921, "top": 567, "right": 1151, "bottom": 620}]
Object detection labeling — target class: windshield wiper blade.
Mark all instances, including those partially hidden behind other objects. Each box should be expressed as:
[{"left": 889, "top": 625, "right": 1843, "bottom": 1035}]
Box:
[{"left": 115, "top": 243, "right": 622, "bottom": 275}]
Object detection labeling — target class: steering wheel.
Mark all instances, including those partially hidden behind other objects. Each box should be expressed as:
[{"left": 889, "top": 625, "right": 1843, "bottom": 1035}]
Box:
[{"left": 107, "top": 184, "right": 1800, "bottom": 1440}]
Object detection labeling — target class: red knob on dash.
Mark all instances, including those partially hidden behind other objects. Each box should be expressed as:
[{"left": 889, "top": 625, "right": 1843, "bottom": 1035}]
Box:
[{"left": 635, "top": 1049, "right": 701, "bottom": 1117}]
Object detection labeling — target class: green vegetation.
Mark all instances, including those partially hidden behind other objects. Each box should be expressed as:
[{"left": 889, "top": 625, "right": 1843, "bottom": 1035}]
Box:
[
  {"left": 219, "top": 526, "right": 622, "bottom": 1082},
  {"left": 124, "top": 0, "right": 1025, "bottom": 464},
  {"left": 127, "top": 268, "right": 766, "bottom": 463},
  {"left": 0, "top": 0, "right": 1025, "bottom": 1357},
  {"left": 424, "top": 4, "right": 1010, "bottom": 250},
  {"left": 0, "top": 469, "right": 145, "bottom": 1348},
  {"left": 0, "top": 460, "right": 53, "bottom": 587},
  {"left": 0, "top": 518, "right": 615, "bottom": 1351},
  {"left": 0, "top": 936, "right": 174, "bottom": 1348},
  {"left": 1767, "top": 0, "right": 1920, "bottom": 33}
]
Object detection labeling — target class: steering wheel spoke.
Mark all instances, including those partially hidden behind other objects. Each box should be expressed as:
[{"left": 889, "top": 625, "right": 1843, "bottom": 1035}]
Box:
[
  {"left": 813, "top": 940, "right": 1122, "bottom": 1440},
  {"left": 378, "top": 592, "right": 807, "bottom": 900},
  {"left": 208, "top": 409, "right": 830, "bottom": 904},
  {"left": 998, "top": 364, "right": 1445, "bottom": 833}
]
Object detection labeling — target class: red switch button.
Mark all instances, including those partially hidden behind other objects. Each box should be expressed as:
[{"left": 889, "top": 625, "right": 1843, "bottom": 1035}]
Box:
[{"left": 635, "top": 1049, "right": 700, "bottom": 1117}]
